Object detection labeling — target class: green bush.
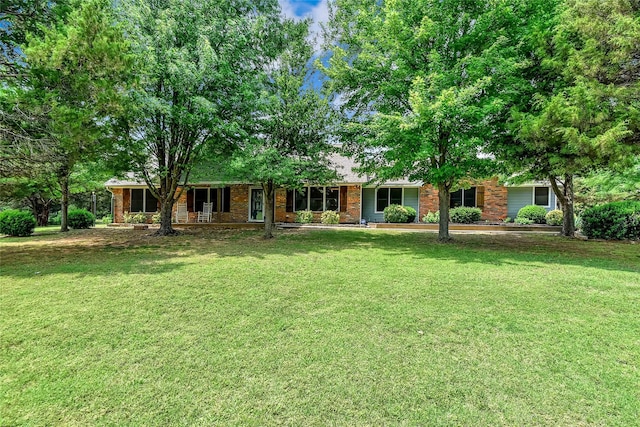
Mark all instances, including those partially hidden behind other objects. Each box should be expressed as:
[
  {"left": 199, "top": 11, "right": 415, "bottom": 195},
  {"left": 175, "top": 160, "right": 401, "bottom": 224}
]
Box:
[
  {"left": 383, "top": 204, "right": 408, "bottom": 223},
  {"left": 124, "top": 212, "right": 147, "bottom": 224},
  {"left": 449, "top": 207, "right": 482, "bottom": 224},
  {"left": 581, "top": 201, "right": 640, "bottom": 240},
  {"left": 295, "top": 210, "right": 314, "bottom": 224},
  {"left": 67, "top": 209, "right": 95, "bottom": 229},
  {"left": 514, "top": 217, "right": 534, "bottom": 225},
  {"left": 48, "top": 212, "right": 62, "bottom": 226},
  {"left": 0, "top": 210, "right": 36, "bottom": 237},
  {"left": 517, "top": 205, "right": 547, "bottom": 224},
  {"left": 152, "top": 213, "right": 162, "bottom": 224},
  {"left": 503, "top": 217, "right": 512, "bottom": 223},
  {"left": 422, "top": 211, "right": 439, "bottom": 223},
  {"left": 101, "top": 214, "right": 113, "bottom": 224},
  {"left": 320, "top": 210, "right": 340, "bottom": 224},
  {"left": 405, "top": 206, "right": 417, "bottom": 223},
  {"left": 545, "top": 209, "right": 563, "bottom": 226}
]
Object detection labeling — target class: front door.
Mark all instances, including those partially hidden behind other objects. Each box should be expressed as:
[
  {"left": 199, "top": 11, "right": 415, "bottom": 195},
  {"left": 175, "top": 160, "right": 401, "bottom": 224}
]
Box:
[{"left": 249, "top": 188, "right": 264, "bottom": 221}]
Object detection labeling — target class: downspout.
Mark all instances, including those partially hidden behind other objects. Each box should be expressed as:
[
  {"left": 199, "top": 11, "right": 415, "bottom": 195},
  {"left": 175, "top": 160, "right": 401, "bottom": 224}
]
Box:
[{"left": 106, "top": 187, "right": 114, "bottom": 223}]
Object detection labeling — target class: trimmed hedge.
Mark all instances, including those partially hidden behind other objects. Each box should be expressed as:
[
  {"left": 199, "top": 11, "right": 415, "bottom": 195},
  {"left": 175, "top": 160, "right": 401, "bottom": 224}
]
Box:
[
  {"left": 581, "top": 201, "right": 640, "bottom": 240},
  {"left": 0, "top": 210, "right": 36, "bottom": 237},
  {"left": 68, "top": 209, "right": 95, "bottom": 229},
  {"left": 517, "top": 205, "right": 547, "bottom": 224},
  {"left": 449, "top": 207, "right": 482, "bottom": 224},
  {"left": 383, "top": 204, "right": 416, "bottom": 223}
]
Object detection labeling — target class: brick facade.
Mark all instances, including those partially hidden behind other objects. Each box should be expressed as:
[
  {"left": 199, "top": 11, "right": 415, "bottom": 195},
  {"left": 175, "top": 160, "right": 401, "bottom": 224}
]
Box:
[{"left": 417, "top": 178, "right": 508, "bottom": 222}]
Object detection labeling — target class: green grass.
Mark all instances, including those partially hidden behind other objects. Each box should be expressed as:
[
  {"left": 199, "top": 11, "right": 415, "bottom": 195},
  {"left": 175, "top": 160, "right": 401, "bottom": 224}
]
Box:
[{"left": 1, "top": 228, "right": 639, "bottom": 426}]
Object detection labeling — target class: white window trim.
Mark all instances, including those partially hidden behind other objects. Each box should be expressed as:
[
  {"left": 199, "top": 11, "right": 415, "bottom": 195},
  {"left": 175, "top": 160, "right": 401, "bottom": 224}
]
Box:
[
  {"left": 294, "top": 186, "right": 341, "bottom": 212},
  {"left": 532, "top": 186, "right": 551, "bottom": 208},
  {"left": 130, "top": 188, "right": 158, "bottom": 213},
  {"left": 375, "top": 187, "right": 405, "bottom": 213},
  {"left": 193, "top": 187, "right": 230, "bottom": 213}
]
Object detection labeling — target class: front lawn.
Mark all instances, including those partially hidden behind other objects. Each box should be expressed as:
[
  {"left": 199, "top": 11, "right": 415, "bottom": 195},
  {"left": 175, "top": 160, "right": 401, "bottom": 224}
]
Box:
[{"left": 1, "top": 228, "right": 638, "bottom": 426}]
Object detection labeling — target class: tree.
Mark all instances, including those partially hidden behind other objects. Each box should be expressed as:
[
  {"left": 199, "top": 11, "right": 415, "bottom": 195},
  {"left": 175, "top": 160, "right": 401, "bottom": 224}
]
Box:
[
  {"left": 322, "top": 0, "right": 529, "bottom": 241},
  {"left": 115, "top": 0, "right": 282, "bottom": 236},
  {"left": 0, "top": 0, "right": 72, "bottom": 79},
  {"left": 1, "top": 0, "right": 132, "bottom": 231},
  {"left": 506, "top": 0, "right": 640, "bottom": 236},
  {"left": 226, "top": 19, "right": 338, "bottom": 239}
]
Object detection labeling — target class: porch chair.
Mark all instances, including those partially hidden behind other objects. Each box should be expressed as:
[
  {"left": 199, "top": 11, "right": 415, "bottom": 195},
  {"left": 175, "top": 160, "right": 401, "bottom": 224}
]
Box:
[
  {"left": 198, "top": 202, "right": 213, "bottom": 222},
  {"left": 175, "top": 202, "right": 189, "bottom": 223}
]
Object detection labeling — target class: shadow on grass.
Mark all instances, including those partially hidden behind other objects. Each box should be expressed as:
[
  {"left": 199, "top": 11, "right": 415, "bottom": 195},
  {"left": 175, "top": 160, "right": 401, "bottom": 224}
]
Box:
[{"left": 1, "top": 227, "right": 638, "bottom": 279}]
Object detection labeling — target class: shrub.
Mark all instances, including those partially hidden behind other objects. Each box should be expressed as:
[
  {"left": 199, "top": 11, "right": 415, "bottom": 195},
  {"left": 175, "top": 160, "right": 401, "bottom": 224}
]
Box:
[
  {"left": 581, "top": 201, "right": 640, "bottom": 240},
  {"left": 383, "top": 204, "right": 408, "bottom": 223},
  {"left": 295, "top": 210, "right": 314, "bottom": 224},
  {"left": 422, "top": 210, "right": 439, "bottom": 223},
  {"left": 0, "top": 210, "right": 36, "bottom": 237},
  {"left": 124, "top": 212, "right": 147, "bottom": 224},
  {"left": 101, "top": 214, "right": 113, "bottom": 224},
  {"left": 545, "top": 209, "right": 563, "bottom": 226},
  {"left": 320, "top": 210, "right": 340, "bottom": 224},
  {"left": 48, "top": 212, "right": 62, "bottom": 226},
  {"left": 514, "top": 217, "right": 534, "bottom": 225},
  {"left": 503, "top": 217, "right": 512, "bottom": 223},
  {"left": 449, "top": 207, "right": 482, "bottom": 224},
  {"left": 152, "top": 213, "right": 162, "bottom": 224},
  {"left": 517, "top": 205, "right": 547, "bottom": 224},
  {"left": 67, "top": 209, "right": 95, "bottom": 229},
  {"left": 405, "top": 206, "right": 417, "bottom": 223}
]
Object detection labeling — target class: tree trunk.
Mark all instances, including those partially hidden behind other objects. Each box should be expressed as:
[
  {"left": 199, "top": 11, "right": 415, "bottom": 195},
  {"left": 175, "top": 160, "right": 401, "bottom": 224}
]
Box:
[
  {"left": 263, "top": 181, "right": 275, "bottom": 239},
  {"left": 549, "top": 174, "right": 576, "bottom": 237},
  {"left": 437, "top": 183, "right": 451, "bottom": 242},
  {"left": 28, "top": 194, "right": 51, "bottom": 226},
  {"left": 59, "top": 174, "right": 70, "bottom": 232},
  {"left": 155, "top": 197, "right": 178, "bottom": 236}
]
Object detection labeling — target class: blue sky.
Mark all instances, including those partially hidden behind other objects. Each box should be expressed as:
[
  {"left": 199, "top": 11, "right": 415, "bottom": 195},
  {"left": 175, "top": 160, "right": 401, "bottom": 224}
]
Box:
[{"left": 279, "top": 0, "right": 329, "bottom": 40}]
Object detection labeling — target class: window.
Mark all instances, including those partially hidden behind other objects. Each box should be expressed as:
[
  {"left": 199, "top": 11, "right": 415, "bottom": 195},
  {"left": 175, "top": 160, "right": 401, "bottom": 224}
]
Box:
[
  {"left": 376, "top": 188, "right": 403, "bottom": 212},
  {"left": 534, "top": 187, "right": 550, "bottom": 206},
  {"left": 130, "top": 189, "right": 158, "bottom": 213},
  {"left": 450, "top": 187, "right": 476, "bottom": 208},
  {"left": 293, "top": 186, "right": 340, "bottom": 211},
  {"left": 191, "top": 187, "right": 231, "bottom": 212}
]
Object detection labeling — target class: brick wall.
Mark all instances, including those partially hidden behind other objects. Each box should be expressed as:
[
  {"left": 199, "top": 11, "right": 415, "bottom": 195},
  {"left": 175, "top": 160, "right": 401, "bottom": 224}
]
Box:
[
  {"left": 418, "top": 179, "right": 508, "bottom": 222},
  {"left": 274, "top": 185, "right": 361, "bottom": 224},
  {"left": 112, "top": 188, "right": 124, "bottom": 223},
  {"left": 481, "top": 178, "right": 508, "bottom": 221}
]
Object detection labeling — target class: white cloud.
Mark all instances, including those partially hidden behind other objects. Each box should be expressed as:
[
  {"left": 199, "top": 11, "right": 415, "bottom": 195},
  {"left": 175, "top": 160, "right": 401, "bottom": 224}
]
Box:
[{"left": 279, "top": 0, "right": 330, "bottom": 51}]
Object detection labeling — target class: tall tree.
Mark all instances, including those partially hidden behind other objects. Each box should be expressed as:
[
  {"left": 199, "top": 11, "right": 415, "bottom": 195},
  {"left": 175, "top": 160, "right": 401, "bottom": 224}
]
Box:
[
  {"left": 322, "top": 0, "right": 529, "bottom": 241},
  {"left": 505, "top": 0, "right": 640, "bottom": 236},
  {"left": 115, "top": 0, "right": 282, "bottom": 236},
  {"left": 227, "top": 19, "right": 338, "bottom": 239},
  {"left": 1, "top": 0, "right": 132, "bottom": 231}
]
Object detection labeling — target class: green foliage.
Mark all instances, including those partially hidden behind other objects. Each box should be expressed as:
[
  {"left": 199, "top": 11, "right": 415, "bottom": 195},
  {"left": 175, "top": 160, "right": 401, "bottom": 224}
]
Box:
[
  {"left": 321, "top": 210, "right": 340, "bottom": 225},
  {"left": 0, "top": 210, "right": 37, "bottom": 236},
  {"left": 48, "top": 212, "right": 62, "bottom": 226},
  {"left": 295, "top": 210, "right": 314, "bottom": 224},
  {"left": 322, "top": 0, "right": 527, "bottom": 240},
  {"left": 101, "top": 215, "right": 113, "bottom": 224},
  {"left": 151, "top": 213, "right": 162, "bottom": 224},
  {"left": 67, "top": 209, "right": 95, "bottom": 229},
  {"left": 123, "top": 212, "right": 146, "bottom": 224},
  {"left": 517, "top": 205, "right": 548, "bottom": 224},
  {"left": 514, "top": 217, "right": 534, "bottom": 225},
  {"left": 116, "top": 0, "right": 282, "bottom": 235},
  {"left": 422, "top": 211, "right": 440, "bottom": 224},
  {"left": 581, "top": 201, "right": 640, "bottom": 240},
  {"left": 383, "top": 205, "right": 409, "bottom": 223},
  {"left": 449, "top": 207, "right": 482, "bottom": 224},
  {"left": 405, "top": 206, "right": 417, "bottom": 223},
  {"left": 503, "top": 217, "right": 513, "bottom": 223},
  {"left": 545, "top": 210, "right": 563, "bottom": 226}
]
